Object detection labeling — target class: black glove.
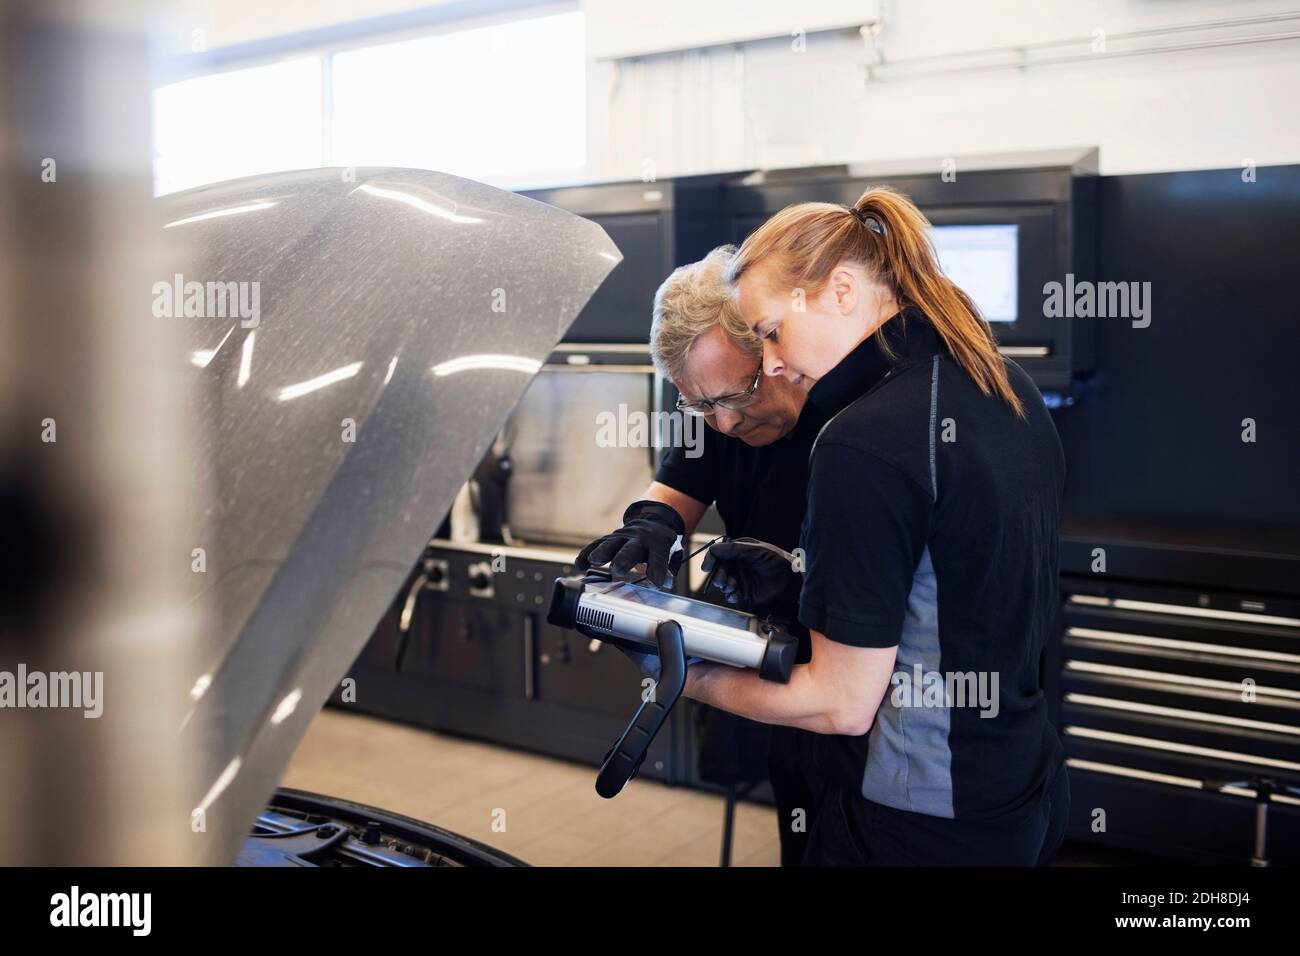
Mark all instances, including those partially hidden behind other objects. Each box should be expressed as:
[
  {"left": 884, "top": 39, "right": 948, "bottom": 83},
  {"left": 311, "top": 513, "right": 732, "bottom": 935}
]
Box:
[
  {"left": 702, "top": 537, "right": 801, "bottom": 617},
  {"left": 575, "top": 500, "right": 685, "bottom": 588}
]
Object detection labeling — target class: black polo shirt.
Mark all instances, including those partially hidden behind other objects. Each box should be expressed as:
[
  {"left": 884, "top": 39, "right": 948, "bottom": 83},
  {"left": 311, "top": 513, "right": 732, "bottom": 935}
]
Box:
[
  {"left": 799, "top": 308, "right": 1065, "bottom": 823},
  {"left": 654, "top": 403, "right": 824, "bottom": 624},
  {"left": 655, "top": 406, "right": 823, "bottom": 561}
]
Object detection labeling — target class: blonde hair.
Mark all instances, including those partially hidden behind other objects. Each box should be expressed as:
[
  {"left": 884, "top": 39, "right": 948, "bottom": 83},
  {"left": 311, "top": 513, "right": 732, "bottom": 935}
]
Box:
[
  {"left": 727, "top": 186, "right": 1024, "bottom": 417},
  {"left": 651, "top": 245, "right": 761, "bottom": 381}
]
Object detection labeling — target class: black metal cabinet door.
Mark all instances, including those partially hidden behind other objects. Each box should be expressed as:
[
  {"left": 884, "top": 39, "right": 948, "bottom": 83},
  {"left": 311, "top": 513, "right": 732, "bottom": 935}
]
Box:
[
  {"left": 401, "top": 593, "right": 521, "bottom": 693},
  {"left": 562, "top": 211, "right": 669, "bottom": 343},
  {"left": 535, "top": 619, "right": 647, "bottom": 718}
]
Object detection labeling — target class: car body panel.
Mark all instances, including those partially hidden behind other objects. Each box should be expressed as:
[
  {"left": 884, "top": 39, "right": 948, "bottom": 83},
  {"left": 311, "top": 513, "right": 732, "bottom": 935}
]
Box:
[{"left": 163, "top": 168, "right": 619, "bottom": 863}]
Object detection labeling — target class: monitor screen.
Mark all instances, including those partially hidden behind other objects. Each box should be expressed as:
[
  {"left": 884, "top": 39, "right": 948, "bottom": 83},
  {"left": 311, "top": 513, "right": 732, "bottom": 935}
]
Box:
[{"left": 930, "top": 223, "right": 1019, "bottom": 323}]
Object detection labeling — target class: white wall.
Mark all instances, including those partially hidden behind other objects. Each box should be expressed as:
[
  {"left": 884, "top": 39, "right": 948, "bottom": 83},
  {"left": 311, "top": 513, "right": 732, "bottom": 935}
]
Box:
[
  {"left": 587, "top": 0, "right": 1300, "bottom": 179},
  {"left": 174, "top": 0, "right": 1300, "bottom": 181},
  {"left": 581, "top": 0, "right": 877, "bottom": 60}
]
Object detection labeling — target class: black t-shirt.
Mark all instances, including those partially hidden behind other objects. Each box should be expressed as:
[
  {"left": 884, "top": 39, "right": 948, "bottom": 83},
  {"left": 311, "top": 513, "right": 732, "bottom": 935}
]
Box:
[
  {"left": 654, "top": 405, "right": 824, "bottom": 622},
  {"left": 799, "top": 309, "right": 1066, "bottom": 824}
]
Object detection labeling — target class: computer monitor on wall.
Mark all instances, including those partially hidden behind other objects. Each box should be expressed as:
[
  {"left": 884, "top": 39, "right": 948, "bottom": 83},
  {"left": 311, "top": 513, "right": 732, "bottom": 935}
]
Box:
[{"left": 930, "top": 223, "right": 1019, "bottom": 324}]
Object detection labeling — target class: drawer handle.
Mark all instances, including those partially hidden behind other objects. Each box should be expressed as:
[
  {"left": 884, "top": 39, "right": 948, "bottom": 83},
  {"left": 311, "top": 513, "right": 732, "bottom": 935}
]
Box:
[{"left": 1067, "top": 627, "right": 1300, "bottom": 665}]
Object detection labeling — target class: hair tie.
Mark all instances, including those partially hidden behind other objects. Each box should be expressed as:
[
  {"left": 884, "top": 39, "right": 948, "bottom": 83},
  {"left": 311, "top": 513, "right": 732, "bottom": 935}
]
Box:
[{"left": 849, "top": 206, "right": 885, "bottom": 236}]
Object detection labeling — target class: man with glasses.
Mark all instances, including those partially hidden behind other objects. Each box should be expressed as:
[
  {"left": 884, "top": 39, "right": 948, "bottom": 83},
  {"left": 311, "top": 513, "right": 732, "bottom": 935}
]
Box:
[{"left": 576, "top": 245, "right": 824, "bottom": 865}]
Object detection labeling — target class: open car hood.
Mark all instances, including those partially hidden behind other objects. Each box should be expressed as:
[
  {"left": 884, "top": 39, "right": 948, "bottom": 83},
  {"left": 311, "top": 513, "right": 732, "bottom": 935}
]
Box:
[{"left": 166, "top": 168, "right": 620, "bottom": 863}]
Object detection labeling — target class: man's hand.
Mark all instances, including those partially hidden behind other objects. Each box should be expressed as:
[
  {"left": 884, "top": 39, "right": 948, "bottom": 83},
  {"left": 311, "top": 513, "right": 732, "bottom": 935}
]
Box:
[
  {"left": 702, "top": 537, "right": 801, "bottom": 616},
  {"left": 576, "top": 500, "right": 685, "bottom": 588}
]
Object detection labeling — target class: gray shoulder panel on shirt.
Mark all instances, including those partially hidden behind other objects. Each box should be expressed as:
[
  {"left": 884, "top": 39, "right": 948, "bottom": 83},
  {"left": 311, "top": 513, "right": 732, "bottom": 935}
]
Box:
[{"left": 927, "top": 355, "right": 939, "bottom": 502}]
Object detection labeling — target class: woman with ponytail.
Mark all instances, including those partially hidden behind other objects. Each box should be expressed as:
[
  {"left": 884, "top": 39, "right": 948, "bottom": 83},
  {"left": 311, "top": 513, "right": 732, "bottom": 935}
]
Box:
[{"left": 681, "top": 186, "right": 1069, "bottom": 866}]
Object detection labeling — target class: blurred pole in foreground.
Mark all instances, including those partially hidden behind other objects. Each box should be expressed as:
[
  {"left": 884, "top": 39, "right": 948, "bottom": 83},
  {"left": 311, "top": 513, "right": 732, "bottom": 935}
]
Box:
[{"left": 0, "top": 1, "right": 211, "bottom": 864}]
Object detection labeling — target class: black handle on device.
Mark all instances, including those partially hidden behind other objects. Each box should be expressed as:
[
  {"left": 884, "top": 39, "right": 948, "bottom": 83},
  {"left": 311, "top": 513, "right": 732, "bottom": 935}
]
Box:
[{"left": 595, "top": 619, "right": 687, "bottom": 799}]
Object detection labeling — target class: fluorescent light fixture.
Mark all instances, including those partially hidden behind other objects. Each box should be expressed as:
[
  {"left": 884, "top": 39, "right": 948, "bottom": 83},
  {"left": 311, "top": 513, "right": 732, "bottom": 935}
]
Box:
[
  {"left": 353, "top": 184, "right": 482, "bottom": 224},
  {"left": 270, "top": 688, "right": 302, "bottom": 726},
  {"left": 164, "top": 201, "right": 278, "bottom": 229},
  {"left": 196, "top": 758, "right": 242, "bottom": 814},
  {"left": 238, "top": 331, "right": 255, "bottom": 388},
  {"left": 431, "top": 354, "right": 542, "bottom": 377},
  {"left": 190, "top": 324, "right": 237, "bottom": 370},
  {"left": 188, "top": 673, "right": 212, "bottom": 701},
  {"left": 276, "top": 361, "right": 364, "bottom": 401}
]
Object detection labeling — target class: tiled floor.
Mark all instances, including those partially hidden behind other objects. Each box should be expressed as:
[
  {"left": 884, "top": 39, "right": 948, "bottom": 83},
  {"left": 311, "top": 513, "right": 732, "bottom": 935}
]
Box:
[
  {"left": 283, "top": 709, "right": 1172, "bottom": 867},
  {"left": 283, "top": 708, "right": 781, "bottom": 866}
]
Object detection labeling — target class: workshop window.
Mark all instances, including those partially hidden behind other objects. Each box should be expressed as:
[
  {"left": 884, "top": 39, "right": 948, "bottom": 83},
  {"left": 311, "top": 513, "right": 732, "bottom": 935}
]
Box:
[
  {"left": 153, "top": 9, "right": 587, "bottom": 195},
  {"left": 153, "top": 57, "right": 324, "bottom": 196},
  {"left": 330, "top": 11, "right": 587, "bottom": 186}
]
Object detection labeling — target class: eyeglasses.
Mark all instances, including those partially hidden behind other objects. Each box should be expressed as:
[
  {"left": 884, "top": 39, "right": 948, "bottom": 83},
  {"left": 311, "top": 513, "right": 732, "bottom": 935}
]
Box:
[{"left": 675, "top": 364, "right": 763, "bottom": 417}]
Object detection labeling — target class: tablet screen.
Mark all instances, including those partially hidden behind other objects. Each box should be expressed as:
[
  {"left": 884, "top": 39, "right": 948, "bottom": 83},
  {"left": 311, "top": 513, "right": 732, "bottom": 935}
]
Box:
[{"left": 601, "top": 581, "right": 754, "bottom": 631}]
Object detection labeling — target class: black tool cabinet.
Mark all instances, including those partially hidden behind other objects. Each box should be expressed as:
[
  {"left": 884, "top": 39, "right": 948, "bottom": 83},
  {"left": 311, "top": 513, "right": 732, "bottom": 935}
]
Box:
[
  {"left": 1056, "top": 551, "right": 1300, "bottom": 865},
  {"left": 332, "top": 541, "right": 688, "bottom": 785},
  {"left": 1048, "top": 164, "right": 1300, "bottom": 865}
]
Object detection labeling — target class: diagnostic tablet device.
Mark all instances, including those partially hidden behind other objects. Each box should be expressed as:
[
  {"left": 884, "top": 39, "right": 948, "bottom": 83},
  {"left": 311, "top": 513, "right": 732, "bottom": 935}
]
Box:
[
  {"left": 549, "top": 575, "right": 797, "bottom": 683},
  {"left": 548, "top": 572, "right": 798, "bottom": 797}
]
